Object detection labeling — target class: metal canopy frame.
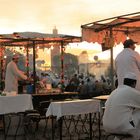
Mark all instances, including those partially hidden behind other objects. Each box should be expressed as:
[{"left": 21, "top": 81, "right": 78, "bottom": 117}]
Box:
[
  {"left": 0, "top": 32, "right": 81, "bottom": 93},
  {"left": 81, "top": 12, "right": 140, "bottom": 89},
  {"left": 0, "top": 35, "right": 81, "bottom": 47},
  {"left": 81, "top": 12, "right": 140, "bottom": 32}
]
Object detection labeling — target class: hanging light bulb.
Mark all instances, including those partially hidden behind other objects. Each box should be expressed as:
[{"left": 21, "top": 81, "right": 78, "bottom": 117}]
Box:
[
  {"left": 126, "top": 36, "right": 130, "bottom": 40},
  {"left": 4, "top": 55, "right": 7, "bottom": 59},
  {"left": 51, "top": 45, "right": 54, "bottom": 50},
  {"left": 37, "top": 45, "right": 40, "bottom": 49}
]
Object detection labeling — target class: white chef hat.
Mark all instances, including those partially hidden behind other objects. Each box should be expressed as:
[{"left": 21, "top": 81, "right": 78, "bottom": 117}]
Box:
[
  {"left": 12, "top": 54, "right": 19, "bottom": 59},
  {"left": 124, "top": 72, "right": 137, "bottom": 80}
]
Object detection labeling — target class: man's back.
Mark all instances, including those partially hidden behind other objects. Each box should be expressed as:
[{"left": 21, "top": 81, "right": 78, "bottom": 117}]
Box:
[
  {"left": 103, "top": 85, "right": 140, "bottom": 134},
  {"left": 115, "top": 48, "right": 140, "bottom": 90}
]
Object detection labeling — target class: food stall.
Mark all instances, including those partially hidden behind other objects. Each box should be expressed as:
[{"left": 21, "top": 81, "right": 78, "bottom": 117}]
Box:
[
  {"left": 81, "top": 12, "right": 140, "bottom": 89},
  {"left": 0, "top": 32, "right": 81, "bottom": 106}
]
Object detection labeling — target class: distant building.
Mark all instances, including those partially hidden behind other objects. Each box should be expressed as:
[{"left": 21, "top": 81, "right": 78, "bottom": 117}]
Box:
[
  {"left": 53, "top": 26, "right": 58, "bottom": 35},
  {"left": 51, "top": 27, "right": 60, "bottom": 72}
]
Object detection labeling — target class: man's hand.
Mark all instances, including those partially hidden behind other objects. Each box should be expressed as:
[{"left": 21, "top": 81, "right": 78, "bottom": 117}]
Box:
[{"left": 27, "top": 77, "right": 34, "bottom": 82}]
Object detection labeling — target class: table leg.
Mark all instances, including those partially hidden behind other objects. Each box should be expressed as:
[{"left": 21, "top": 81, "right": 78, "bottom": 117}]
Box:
[
  {"left": 1, "top": 115, "right": 6, "bottom": 140},
  {"left": 98, "top": 112, "right": 101, "bottom": 140},
  {"left": 52, "top": 116, "right": 54, "bottom": 140},
  {"left": 89, "top": 113, "right": 92, "bottom": 140},
  {"left": 14, "top": 113, "right": 22, "bottom": 139},
  {"left": 59, "top": 117, "right": 63, "bottom": 140},
  {"left": 5, "top": 114, "right": 12, "bottom": 140}
]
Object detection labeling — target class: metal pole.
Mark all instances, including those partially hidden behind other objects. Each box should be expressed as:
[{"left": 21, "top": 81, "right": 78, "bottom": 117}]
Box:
[
  {"left": 110, "top": 28, "right": 114, "bottom": 90},
  {"left": 0, "top": 47, "right": 4, "bottom": 90},
  {"left": 32, "top": 40, "right": 36, "bottom": 94},
  {"left": 26, "top": 44, "right": 29, "bottom": 77},
  {"left": 0, "top": 59, "right": 3, "bottom": 90},
  {"left": 89, "top": 113, "right": 92, "bottom": 140},
  {"left": 60, "top": 41, "right": 64, "bottom": 92}
]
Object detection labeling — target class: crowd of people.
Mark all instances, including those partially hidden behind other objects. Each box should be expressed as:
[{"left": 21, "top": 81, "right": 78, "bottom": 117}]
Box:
[{"left": 65, "top": 73, "right": 111, "bottom": 98}]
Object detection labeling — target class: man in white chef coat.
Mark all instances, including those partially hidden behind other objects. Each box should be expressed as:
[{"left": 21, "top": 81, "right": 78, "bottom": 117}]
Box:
[
  {"left": 115, "top": 39, "right": 140, "bottom": 91},
  {"left": 103, "top": 72, "right": 140, "bottom": 140},
  {"left": 4, "top": 54, "right": 28, "bottom": 93}
]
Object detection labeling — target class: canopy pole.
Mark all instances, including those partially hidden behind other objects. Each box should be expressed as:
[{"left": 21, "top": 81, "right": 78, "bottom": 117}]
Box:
[
  {"left": 0, "top": 47, "right": 5, "bottom": 91},
  {"left": 60, "top": 41, "right": 64, "bottom": 92},
  {"left": 32, "top": 40, "right": 36, "bottom": 94},
  {"left": 110, "top": 28, "right": 114, "bottom": 90},
  {"left": 0, "top": 47, "right": 3, "bottom": 90},
  {"left": 26, "top": 43, "right": 29, "bottom": 77}
]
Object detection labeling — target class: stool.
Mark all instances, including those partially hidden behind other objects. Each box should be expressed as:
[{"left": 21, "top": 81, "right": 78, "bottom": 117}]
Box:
[{"left": 105, "top": 133, "right": 133, "bottom": 140}]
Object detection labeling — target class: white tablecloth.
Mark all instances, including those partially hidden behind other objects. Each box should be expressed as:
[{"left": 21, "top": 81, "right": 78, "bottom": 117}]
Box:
[
  {"left": 0, "top": 94, "right": 33, "bottom": 114},
  {"left": 46, "top": 99, "right": 100, "bottom": 119}
]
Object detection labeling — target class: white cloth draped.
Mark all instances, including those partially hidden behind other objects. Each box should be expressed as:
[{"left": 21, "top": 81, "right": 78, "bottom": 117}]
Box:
[
  {"left": 0, "top": 94, "right": 33, "bottom": 114},
  {"left": 46, "top": 99, "right": 100, "bottom": 119}
]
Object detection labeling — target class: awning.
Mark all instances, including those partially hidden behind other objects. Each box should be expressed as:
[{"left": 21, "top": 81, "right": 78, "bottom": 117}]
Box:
[
  {"left": 81, "top": 12, "right": 140, "bottom": 89},
  {"left": 81, "top": 12, "right": 140, "bottom": 45}
]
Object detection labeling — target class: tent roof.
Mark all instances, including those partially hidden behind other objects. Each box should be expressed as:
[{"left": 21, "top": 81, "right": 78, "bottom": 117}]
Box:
[
  {"left": 81, "top": 12, "right": 140, "bottom": 44},
  {"left": 0, "top": 32, "right": 81, "bottom": 47},
  {"left": 81, "top": 12, "right": 140, "bottom": 32}
]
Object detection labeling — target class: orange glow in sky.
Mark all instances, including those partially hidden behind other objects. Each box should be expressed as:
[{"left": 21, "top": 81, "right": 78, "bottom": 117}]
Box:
[
  {"left": 1, "top": 0, "right": 140, "bottom": 62},
  {"left": 0, "top": 0, "right": 139, "bottom": 36}
]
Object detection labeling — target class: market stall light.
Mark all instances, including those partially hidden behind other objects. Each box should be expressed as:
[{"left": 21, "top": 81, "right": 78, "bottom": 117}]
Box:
[
  {"left": 51, "top": 45, "right": 54, "bottom": 50},
  {"left": 4, "top": 55, "right": 7, "bottom": 59},
  {"left": 126, "top": 36, "right": 130, "bottom": 40},
  {"left": 37, "top": 46, "right": 40, "bottom": 49},
  {"left": 47, "top": 48, "right": 50, "bottom": 54}
]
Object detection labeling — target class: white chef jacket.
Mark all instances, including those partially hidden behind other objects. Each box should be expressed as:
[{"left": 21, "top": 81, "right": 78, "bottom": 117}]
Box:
[
  {"left": 115, "top": 48, "right": 140, "bottom": 91},
  {"left": 103, "top": 85, "right": 140, "bottom": 139},
  {"left": 4, "top": 60, "right": 27, "bottom": 92}
]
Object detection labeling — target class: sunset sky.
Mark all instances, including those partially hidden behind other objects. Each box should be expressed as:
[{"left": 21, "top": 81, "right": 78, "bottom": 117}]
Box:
[{"left": 0, "top": 0, "right": 140, "bottom": 36}]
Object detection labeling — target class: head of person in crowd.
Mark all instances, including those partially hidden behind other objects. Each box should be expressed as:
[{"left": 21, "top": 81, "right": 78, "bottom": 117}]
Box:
[
  {"left": 12, "top": 54, "right": 19, "bottom": 64},
  {"left": 123, "top": 39, "right": 137, "bottom": 50},
  {"left": 123, "top": 72, "right": 137, "bottom": 88}
]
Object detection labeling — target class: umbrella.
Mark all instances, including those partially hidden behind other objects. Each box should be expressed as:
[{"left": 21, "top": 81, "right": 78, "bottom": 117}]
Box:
[{"left": 81, "top": 12, "right": 140, "bottom": 89}]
